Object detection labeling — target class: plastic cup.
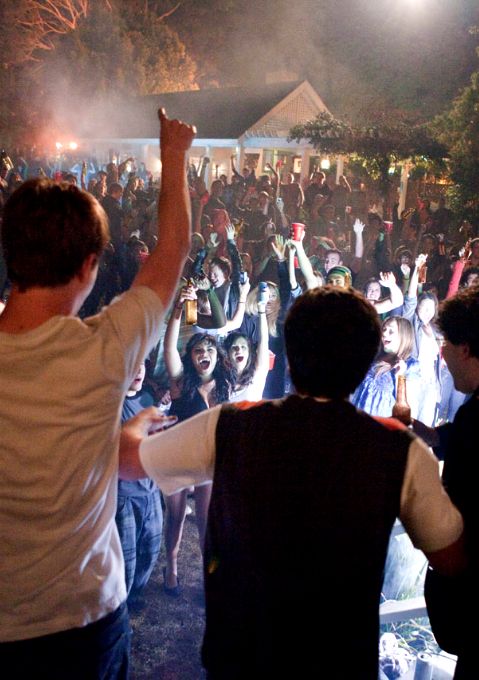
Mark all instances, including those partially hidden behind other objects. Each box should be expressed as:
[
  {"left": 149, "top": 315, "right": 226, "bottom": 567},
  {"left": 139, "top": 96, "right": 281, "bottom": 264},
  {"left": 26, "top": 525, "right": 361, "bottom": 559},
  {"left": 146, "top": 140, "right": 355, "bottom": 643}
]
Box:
[
  {"left": 383, "top": 220, "right": 393, "bottom": 233},
  {"left": 291, "top": 222, "right": 305, "bottom": 240},
  {"left": 268, "top": 350, "right": 275, "bottom": 371}
]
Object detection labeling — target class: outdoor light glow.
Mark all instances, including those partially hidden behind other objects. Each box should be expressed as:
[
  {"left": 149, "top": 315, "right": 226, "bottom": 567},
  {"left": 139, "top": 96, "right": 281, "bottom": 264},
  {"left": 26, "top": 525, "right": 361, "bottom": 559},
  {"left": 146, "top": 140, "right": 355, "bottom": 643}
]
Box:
[
  {"left": 55, "top": 142, "right": 63, "bottom": 150},
  {"left": 68, "top": 141, "right": 78, "bottom": 150},
  {"left": 320, "top": 158, "right": 330, "bottom": 170}
]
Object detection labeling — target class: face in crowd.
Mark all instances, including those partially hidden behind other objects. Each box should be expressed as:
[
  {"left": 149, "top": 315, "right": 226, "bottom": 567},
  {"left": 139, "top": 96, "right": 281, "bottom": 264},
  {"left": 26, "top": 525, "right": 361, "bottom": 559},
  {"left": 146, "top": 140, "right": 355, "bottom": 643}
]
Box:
[
  {"left": 365, "top": 280, "right": 381, "bottom": 301},
  {"left": 265, "top": 284, "right": 280, "bottom": 316},
  {"left": 324, "top": 251, "right": 342, "bottom": 273},
  {"left": 209, "top": 264, "right": 226, "bottom": 289},
  {"left": 417, "top": 296, "right": 436, "bottom": 326},
  {"left": 127, "top": 363, "right": 146, "bottom": 396},
  {"left": 191, "top": 339, "right": 218, "bottom": 380},
  {"left": 382, "top": 319, "right": 400, "bottom": 355},
  {"left": 227, "top": 335, "right": 250, "bottom": 375}
]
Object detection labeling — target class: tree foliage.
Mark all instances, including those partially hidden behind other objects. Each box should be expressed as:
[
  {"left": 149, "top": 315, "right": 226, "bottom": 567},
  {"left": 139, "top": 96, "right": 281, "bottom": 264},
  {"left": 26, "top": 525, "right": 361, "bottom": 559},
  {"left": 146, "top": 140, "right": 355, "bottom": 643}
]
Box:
[
  {"left": 289, "top": 111, "right": 447, "bottom": 197},
  {"left": 0, "top": 0, "right": 198, "bottom": 147},
  {"left": 432, "top": 68, "right": 479, "bottom": 224},
  {"left": 41, "top": 1, "right": 197, "bottom": 98},
  {"left": 1, "top": 0, "right": 90, "bottom": 65}
]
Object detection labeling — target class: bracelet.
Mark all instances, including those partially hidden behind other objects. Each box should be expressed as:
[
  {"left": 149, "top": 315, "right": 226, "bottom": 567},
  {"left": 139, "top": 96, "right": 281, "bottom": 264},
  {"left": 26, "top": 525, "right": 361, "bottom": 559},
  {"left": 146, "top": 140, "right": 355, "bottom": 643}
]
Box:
[
  {"left": 238, "top": 300, "right": 246, "bottom": 305},
  {"left": 258, "top": 311, "right": 266, "bottom": 315}
]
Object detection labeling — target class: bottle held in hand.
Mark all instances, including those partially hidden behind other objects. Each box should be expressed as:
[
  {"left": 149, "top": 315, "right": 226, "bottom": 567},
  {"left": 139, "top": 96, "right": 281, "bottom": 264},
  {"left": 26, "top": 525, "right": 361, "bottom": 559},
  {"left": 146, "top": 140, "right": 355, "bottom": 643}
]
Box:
[
  {"left": 392, "top": 375, "right": 411, "bottom": 426},
  {"left": 184, "top": 279, "right": 198, "bottom": 325}
]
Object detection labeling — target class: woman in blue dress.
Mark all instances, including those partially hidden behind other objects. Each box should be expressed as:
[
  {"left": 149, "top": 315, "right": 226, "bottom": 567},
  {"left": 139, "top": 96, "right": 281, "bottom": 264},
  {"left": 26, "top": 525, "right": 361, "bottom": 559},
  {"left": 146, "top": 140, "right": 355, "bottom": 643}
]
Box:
[
  {"left": 351, "top": 316, "right": 424, "bottom": 420},
  {"left": 352, "top": 315, "right": 430, "bottom": 601}
]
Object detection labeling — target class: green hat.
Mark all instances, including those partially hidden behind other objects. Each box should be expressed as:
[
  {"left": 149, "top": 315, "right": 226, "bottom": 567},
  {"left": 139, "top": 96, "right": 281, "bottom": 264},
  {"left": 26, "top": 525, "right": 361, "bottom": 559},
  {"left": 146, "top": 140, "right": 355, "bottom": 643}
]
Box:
[{"left": 327, "top": 265, "right": 351, "bottom": 279}]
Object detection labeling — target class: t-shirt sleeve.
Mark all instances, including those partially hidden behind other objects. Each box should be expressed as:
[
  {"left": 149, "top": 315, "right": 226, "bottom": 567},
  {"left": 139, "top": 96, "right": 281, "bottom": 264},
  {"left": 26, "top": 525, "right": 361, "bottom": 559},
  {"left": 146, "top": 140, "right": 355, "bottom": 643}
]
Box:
[
  {"left": 86, "top": 285, "right": 164, "bottom": 385},
  {"left": 399, "top": 438, "right": 463, "bottom": 553},
  {"left": 139, "top": 406, "right": 221, "bottom": 495}
]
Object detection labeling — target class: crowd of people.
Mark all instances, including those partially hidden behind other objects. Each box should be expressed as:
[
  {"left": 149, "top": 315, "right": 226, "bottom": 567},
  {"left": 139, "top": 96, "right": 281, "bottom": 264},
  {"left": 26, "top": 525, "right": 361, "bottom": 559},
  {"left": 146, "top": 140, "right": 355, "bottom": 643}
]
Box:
[{"left": 0, "top": 111, "right": 477, "bottom": 679}]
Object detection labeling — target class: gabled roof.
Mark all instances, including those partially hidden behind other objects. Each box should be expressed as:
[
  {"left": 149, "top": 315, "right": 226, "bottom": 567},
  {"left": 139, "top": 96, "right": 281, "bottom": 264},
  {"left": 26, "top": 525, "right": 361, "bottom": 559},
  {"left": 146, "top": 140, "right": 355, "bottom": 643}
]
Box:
[{"left": 107, "top": 80, "right": 328, "bottom": 140}]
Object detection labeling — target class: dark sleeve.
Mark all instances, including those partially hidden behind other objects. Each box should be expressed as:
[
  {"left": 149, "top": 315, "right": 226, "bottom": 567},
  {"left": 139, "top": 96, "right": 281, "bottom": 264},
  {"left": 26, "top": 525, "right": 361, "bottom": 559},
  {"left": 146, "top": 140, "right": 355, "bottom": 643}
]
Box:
[
  {"left": 432, "top": 423, "right": 453, "bottom": 461},
  {"left": 227, "top": 238, "right": 243, "bottom": 285},
  {"left": 278, "top": 260, "right": 293, "bottom": 312},
  {"left": 197, "top": 288, "right": 227, "bottom": 329},
  {"left": 239, "top": 312, "right": 259, "bottom": 343}
]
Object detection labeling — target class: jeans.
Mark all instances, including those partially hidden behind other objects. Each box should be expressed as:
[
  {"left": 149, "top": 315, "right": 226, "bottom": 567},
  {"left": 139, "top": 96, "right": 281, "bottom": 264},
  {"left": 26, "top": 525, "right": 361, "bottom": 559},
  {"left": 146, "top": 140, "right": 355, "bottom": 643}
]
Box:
[
  {"left": 115, "top": 490, "right": 163, "bottom": 601},
  {"left": 0, "top": 602, "right": 130, "bottom": 679}
]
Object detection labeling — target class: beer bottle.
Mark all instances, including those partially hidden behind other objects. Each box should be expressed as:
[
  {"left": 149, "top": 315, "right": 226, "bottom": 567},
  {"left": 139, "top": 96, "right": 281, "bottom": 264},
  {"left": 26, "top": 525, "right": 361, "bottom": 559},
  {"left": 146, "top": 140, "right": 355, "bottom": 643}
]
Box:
[
  {"left": 184, "top": 279, "right": 198, "bottom": 325},
  {"left": 392, "top": 374, "right": 411, "bottom": 426}
]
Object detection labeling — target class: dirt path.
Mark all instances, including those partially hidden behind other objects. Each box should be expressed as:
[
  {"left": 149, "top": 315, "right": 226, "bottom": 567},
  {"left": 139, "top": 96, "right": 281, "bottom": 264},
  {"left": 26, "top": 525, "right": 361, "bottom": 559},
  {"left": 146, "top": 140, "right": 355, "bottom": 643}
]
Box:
[{"left": 130, "top": 502, "right": 207, "bottom": 679}]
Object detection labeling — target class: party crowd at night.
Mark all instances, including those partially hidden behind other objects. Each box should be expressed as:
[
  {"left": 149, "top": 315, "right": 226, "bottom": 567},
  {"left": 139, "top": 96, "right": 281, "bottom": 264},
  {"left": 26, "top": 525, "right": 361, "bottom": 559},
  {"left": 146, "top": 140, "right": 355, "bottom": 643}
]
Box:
[{"left": 1, "top": 1, "right": 479, "bottom": 679}]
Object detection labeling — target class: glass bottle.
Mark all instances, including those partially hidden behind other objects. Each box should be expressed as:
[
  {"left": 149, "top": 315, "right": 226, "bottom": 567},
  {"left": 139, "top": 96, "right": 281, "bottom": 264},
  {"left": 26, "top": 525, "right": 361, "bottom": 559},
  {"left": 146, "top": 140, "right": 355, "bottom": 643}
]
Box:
[
  {"left": 184, "top": 299, "right": 197, "bottom": 325},
  {"left": 183, "top": 277, "right": 198, "bottom": 325},
  {"left": 392, "top": 375, "right": 411, "bottom": 426}
]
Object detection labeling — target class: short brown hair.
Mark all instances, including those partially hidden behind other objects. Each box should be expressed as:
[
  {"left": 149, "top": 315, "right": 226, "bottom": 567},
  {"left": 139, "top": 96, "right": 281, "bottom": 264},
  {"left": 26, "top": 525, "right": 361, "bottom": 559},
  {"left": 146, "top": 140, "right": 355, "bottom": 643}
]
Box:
[
  {"left": 2, "top": 178, "right": 109, "bottom": 291},
  {"left": 285, "top": 286, "right": 381, "bottom": 398}
]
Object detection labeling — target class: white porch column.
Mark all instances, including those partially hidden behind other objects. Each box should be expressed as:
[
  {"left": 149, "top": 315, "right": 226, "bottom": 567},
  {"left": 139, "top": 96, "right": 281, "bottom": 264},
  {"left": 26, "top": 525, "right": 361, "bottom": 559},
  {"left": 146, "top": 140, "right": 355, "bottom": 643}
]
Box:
[{"left": 335, "top": 155, "right": 344, "bottom": 183}]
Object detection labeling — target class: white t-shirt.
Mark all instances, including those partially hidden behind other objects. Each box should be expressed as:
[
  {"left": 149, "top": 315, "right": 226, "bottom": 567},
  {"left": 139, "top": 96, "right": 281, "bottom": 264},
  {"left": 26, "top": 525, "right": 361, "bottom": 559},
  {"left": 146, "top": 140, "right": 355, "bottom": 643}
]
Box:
[
  {"left": 140, "top": 405, "right": 463, "bottom": 555},
  {"left": 0, "top": 286, "right": 163, "bottom": 641}
]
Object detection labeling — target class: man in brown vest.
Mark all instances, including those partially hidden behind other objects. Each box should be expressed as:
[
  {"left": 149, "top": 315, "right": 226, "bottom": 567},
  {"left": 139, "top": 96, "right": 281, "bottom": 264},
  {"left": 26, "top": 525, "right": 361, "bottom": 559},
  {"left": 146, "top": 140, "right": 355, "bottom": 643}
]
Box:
[{"left": 120, "top": 286, "right": 465, "bottom": 680}]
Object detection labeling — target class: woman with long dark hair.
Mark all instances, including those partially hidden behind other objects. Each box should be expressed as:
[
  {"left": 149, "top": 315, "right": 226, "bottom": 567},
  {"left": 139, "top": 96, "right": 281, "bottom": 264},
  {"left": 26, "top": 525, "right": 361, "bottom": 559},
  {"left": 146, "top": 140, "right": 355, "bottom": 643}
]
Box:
[
  {"left": 162, "top": 287, "right": 233, "bottom": 595},
  {"left": 223, "top": 287, "right": 270, "bottom": 403}
]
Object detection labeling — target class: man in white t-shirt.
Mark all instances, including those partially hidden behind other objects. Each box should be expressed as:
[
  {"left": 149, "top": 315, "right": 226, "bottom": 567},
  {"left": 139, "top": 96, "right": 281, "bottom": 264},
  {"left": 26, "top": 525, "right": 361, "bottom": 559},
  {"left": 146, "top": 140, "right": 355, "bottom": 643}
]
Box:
[
  {"left": 0, "top": 110, "right": 195, "bottom": 678},
  {"left": 120, "top": 287, "right": 466, "bottom": 680}
]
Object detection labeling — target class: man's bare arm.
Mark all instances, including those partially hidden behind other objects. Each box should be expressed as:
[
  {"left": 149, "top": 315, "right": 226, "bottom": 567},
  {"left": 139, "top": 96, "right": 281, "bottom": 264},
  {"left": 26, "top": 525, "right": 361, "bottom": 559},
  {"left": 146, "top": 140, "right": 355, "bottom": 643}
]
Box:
[
  {"left": 133, "top": 109, "right": 196, "bottom": 307},
  {"left": 119, "top": 407, "right": 177, "bottom": 480}
]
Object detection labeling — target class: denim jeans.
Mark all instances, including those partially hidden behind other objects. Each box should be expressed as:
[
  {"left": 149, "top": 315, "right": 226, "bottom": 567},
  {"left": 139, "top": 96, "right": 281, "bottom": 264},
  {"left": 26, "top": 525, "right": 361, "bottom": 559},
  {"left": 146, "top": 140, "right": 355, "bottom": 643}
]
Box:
[
  {"left": 0, "top": 601, "right": 130, "bottom": 679},
  {"left": 115, "top": 490, "right": 163, "bottom": 601}
]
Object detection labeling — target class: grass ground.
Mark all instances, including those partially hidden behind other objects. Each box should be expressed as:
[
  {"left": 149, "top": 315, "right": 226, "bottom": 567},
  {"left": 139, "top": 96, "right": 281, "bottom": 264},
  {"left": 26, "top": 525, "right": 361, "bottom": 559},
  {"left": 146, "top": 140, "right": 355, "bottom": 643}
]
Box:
[{"left": 130, "top": 503, "right": 206, "bottom": 679}]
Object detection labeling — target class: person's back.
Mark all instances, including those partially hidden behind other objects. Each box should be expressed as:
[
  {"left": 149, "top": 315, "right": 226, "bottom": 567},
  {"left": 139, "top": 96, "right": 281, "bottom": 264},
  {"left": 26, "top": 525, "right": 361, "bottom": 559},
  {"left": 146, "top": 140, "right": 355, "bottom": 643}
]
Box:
[
  {"left": 0, "top": 110, "right": 195, "bottom": 678},
  {"left": 205, "top": 395, "right": 412, "bottom": 679}
]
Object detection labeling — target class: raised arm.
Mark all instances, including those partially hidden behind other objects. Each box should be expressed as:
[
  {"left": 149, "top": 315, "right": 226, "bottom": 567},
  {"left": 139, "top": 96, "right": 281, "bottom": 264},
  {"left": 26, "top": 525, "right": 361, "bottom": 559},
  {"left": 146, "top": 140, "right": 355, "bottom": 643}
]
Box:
[
  {"left": 265, "top": 162, "right": 280, "bottom": 200},
  {"left": 252, "top": 287, "right": 270, "bottom": 387},
  {"left": 446, "top": 241, "right": 470, "bottom": 299},
  {"left": 291, "top": 234, "right": 318, "bottom": 291},
  {"left": 373, "top": 271, "right": 404, "bottom": 314},
  {"left": 230, "top": 154, "right": 243, "bottom": 181},
  {"left": 226, "top": 223, "right": 243, "bottom": 284},
  {"left": 164, "top": 285, "right": 193, "bottom": 387},
  {"left": 133, "top": 108, "right": 196, "bottom": 307},
  {"left": 407, "top": 253, "right": 427, "bottom": 301},
  {"left": 350, "top": 218, "right": 365, "bottom": 274}
]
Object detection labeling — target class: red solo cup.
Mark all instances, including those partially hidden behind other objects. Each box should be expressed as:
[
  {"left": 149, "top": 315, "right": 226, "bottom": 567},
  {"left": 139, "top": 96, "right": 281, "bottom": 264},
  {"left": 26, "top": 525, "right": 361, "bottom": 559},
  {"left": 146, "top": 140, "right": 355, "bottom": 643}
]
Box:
[
  {"left": 291, "top": 222, "right": 305, "bottom": 240},
  {"left": 383, "top": 220, "right": 393, "bottom": 233},
  {"left": 268, "top": 350, "right": 276, "bottom": 371}
]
